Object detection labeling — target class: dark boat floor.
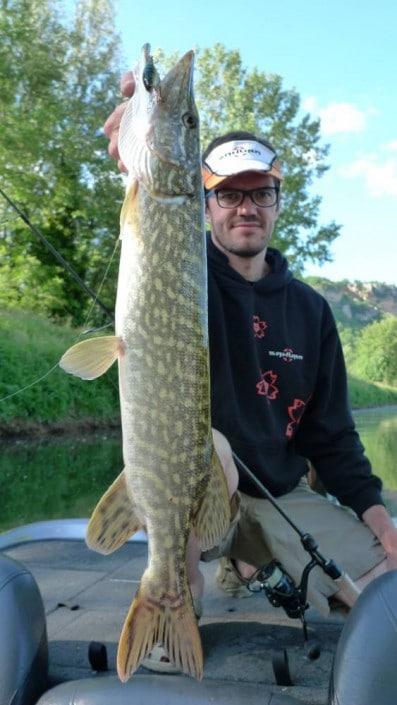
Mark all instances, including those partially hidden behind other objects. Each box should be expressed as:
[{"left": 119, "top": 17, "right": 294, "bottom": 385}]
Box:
[{"left": 3, "top": 537, "right": 346, "bottom": 705}]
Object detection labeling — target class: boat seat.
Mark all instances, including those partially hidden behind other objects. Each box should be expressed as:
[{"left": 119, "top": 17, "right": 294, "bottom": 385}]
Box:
[
  {"left": 329, "top": 570, "right": 397, "bottom": 705},
  {"left": 0, "top": 554, "right": 48, "bottom": 705},
  {"left": 36, "top": 673, "right": 305, "bottom": 705}
]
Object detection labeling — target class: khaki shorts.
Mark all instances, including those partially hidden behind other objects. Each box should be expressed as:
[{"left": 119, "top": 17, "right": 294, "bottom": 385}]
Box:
[{"left": 201, "top": 477, "right": 386, "bottom": 615}]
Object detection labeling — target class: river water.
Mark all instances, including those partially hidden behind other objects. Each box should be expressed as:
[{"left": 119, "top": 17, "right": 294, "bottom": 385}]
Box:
[{"left": 1, "top": 407, "right": 397, "bottom": 534}]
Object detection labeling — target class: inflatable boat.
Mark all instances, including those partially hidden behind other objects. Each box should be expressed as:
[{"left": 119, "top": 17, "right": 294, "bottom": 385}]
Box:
[{"left": 1, "top": 520, "right": 397, "bottom": 705}]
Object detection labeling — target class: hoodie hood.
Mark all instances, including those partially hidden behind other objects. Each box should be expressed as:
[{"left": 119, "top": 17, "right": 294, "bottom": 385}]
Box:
[{"left": 206, "top": 233, "right": 293, "bottom": 293}]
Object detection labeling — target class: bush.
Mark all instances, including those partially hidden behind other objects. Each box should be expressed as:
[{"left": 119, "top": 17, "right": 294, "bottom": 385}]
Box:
[{"left": 352, "top": 317, "right": 397, "bottom": 386}]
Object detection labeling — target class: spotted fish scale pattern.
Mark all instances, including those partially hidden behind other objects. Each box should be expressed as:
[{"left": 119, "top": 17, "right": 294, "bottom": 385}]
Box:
[
  {"left": 60, "top": 45, "right": 231, "bottom": 682},
  {"left": 119, "top": 190, "right": 211, "bottom": 591}
]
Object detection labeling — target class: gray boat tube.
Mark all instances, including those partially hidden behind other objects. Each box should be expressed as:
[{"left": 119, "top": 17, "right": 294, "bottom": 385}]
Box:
[
  {"left": 0, "top": 555, "right": 48, "bottom": 705},
  {"left": 36, "top": 673, "right": 305, "bottom": 705},
  {"left": 328, "top": 570, "right": 397, "bottom": 704},
  {"left": 0, "top": 519, "right": 147, "bottom": 551}
]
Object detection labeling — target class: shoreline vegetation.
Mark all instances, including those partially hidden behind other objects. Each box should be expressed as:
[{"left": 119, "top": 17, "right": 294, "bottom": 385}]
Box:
[{"left": 1, "top": 308, "right": 397, "bottom": 440}]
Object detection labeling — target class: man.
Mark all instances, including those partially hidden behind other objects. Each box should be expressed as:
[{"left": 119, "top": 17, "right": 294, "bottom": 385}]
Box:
[{"left": 104, "top": 73, "right": 397, "bottom": 670}]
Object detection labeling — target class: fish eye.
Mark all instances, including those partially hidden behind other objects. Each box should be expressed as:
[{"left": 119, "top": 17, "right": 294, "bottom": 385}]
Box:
[{"left": 182, "top": 112, "right": 197, "bottom": 129}]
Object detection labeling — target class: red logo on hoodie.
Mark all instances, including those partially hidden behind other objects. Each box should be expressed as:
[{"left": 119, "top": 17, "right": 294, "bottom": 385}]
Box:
[
  {"left": 286, "top": 398, "right": 306, "bottom": 438},
  {"left": 253, "top": 315, "right": 268, "bottom": 339},
  {"left": 256, "top": 370, "right": 279, "bottom": 400}
]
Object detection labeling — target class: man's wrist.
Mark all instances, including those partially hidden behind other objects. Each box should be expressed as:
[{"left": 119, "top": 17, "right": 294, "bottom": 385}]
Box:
[{"left": 362, "top": 504, "right": 396, "bottom": 546}]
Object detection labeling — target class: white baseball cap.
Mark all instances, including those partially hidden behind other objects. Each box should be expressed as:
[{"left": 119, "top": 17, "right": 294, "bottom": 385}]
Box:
[{"left": 202, "top": 139, "right": 282, "bottom": 190}]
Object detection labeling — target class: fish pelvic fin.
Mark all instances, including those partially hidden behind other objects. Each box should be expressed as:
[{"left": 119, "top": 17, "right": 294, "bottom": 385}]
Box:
[
  {"left": 59, "top": 335, "right": 123, "bottom": 380},
  {"left": 117, "top": 581, "right": 203, "bottom": 682},
  {"left": 194, "top": 448, "right": 231, "bottom": 552},
  {"left": 86, "top": 469, "right": 144, "bottom": 554}
]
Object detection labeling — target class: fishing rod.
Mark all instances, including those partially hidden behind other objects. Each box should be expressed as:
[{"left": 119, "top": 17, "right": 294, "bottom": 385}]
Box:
[
  {"left": 231, "top": 450, "right": 361, "bottom": 682},
  {"left": 1, "top": 183, "right": 358, "bottom": 603},
  {"left": 0, "top": 186, "right": 114, "bottom": 322},
  {"left": 231, "top": 452, "right": 360, "bottom": 621}
]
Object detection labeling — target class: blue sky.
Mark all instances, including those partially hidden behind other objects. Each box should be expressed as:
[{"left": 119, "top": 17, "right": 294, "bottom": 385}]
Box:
[{"left": 113, "top": 0, "right": 396, "bottom": 284}]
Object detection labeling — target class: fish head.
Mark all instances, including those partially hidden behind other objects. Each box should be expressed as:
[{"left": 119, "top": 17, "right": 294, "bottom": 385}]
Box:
[{"left": 118, "top": 45, "right": 201, "bottom": 201}]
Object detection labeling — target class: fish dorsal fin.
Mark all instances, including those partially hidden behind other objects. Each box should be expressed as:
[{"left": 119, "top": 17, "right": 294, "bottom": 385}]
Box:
[
  {"left": 194, "top": 448, "right": 231, "bottom": 551},
  {"left": 86, "top": 469, "right": 144, "bottom": 554},
  {"left": 59, "top": 335, "right": 123, "bottom": 380}
]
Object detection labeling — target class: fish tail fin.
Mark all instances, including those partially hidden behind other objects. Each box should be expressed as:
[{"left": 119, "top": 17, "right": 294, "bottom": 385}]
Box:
[{"left": 117, "top": 580, "right": 203, "bottom": 682}]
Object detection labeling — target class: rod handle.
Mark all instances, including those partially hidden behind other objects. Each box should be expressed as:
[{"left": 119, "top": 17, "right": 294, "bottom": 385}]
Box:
[{"left": 333, "top": 572, "right": 361, "bottom": 607}]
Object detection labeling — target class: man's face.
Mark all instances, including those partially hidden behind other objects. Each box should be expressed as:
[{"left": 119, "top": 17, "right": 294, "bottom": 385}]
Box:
[{"left": 205, "top": 172, "right": 279, "bottom": 259}]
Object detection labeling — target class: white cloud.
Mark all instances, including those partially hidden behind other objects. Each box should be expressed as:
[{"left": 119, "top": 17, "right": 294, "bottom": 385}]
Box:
[
  {"left": 302, "top": 96, "right": 318, "bottom": 113},
  {"left": 320, "top": 103, "right": 367, "bottom": 135},
  {"left": 339, "top": 156, "right": 397, "bottom": 197},
  {"left": 303, "top": 97, "right": 369, "bottom": 135},
  {"left": 383, "top": 140, "right": 397, "bottom": 152}
]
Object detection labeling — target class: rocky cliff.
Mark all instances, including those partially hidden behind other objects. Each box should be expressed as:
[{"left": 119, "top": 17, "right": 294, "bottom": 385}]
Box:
[{"left": 304, "top": 277, "right": 397, "bottom": 329}]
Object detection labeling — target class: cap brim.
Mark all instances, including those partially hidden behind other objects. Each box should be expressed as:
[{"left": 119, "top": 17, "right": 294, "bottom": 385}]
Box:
[{"left": 203, "top": 161, "right": 283, "bottom": 190}]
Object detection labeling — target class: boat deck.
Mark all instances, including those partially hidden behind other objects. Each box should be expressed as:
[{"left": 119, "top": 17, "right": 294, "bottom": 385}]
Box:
[{"left": 2, "top": 528, "right": 346, "bottom": 704}]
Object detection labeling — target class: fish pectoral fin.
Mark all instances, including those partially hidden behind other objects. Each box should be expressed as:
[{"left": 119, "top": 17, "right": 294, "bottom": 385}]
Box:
[
  {"left": 59, "top": 335, "right": 123, "bottom": 380},
  {"left": 194, "top": 448, "right": 231, "bottom": 552},
  {"left": 86, "top": 469, "right": 144, "bottom": 554},
  {"left": 117, "top": 580, "right": 203, "bottom": 682},
  {"left": 120, "top": 178, "right": 139, "bottom": 239}
]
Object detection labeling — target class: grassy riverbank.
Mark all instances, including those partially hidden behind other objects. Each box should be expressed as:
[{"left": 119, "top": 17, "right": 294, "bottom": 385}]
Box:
[
  {"left": 0, "top": 309, "right": 119, "bottom": 436},
  {"left": 1, "top": 308, "right": 397, "bottom": 437},
  {"left": 348, "top": 376, "right": 397, "bottom": 408}
]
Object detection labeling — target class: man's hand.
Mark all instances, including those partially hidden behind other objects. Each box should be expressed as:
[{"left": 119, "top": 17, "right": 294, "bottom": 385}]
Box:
[
  {"left": 103, "top": 71, "right": 135, "bottom": 172},
  {"left": 379, "top": 523, "right": 397, "bottom": 570},
  {"left": 362, "top": 504, "right": 397, "bottom": 570}
]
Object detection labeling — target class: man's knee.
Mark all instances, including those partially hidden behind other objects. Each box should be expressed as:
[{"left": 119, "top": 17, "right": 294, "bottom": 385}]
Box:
[{"left": 212, "top": 428, "right": 239, "bottom": 497}]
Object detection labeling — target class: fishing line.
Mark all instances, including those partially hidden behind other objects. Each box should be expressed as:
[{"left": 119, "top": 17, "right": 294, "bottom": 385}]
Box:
[
  {"left": 80, "top": 238, "right": 119, "bottom": 337},
  {"left": 83, "top": 321, "right": 114, "bottom": 335},
  {"left": 0, "top": 186, "right": 114, "bottom": 321},
  {"left": 75, "top": 238, "right": 120, "bottom": 394},
  {"left": 0, "top": 190, "right": 121, "bottom": 403},
  {"left": 0, "top": 240, "right": 120, "bottom": 404},
  {"left": 0, "top": 363, "right": 60, "bottom": 403}
]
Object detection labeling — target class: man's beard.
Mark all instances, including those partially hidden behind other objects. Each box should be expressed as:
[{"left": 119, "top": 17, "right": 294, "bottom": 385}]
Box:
[
  {"left": 219, "top": 234, "right": 268, "bottom": 258},
  {"left": 225, "top": 242, "right": 267, "bottom": 258}
]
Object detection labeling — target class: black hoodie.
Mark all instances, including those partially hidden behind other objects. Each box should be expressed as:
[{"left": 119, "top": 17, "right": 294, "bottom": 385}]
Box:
[{"left": 207, "top": 235, "right": 383, "bottom": 518}]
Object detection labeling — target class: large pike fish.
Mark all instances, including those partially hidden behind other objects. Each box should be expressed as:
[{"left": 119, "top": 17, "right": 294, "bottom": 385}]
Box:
[{"left": 60, "top": 44, "right": 230, "bottom": 681}]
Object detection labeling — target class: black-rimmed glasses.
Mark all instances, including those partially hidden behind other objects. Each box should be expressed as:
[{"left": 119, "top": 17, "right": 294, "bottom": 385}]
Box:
[{"left": 206, "top": 186, "right": 279, "bottom": 209}]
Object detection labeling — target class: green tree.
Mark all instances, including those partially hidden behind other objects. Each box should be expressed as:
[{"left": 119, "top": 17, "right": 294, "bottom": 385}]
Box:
[
  {"left": 338, "top": 325, "right": 359, "bottom": 368},
  {"left": 155, "top": 44, "right": 341, "bottom": 273},
  {"left": 353, "top": 317, "right": 397, "bottom": 385},
  {"left": 1, "top": 26, "right": 342, "bottom": 323},
  {"left": 0, "top": 0, "right": 123, "bottom": 323}
]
